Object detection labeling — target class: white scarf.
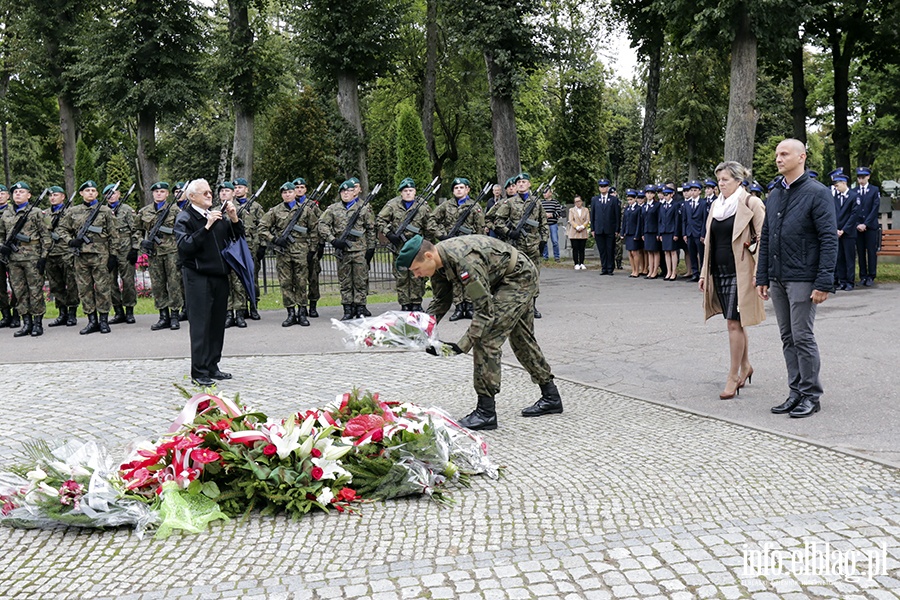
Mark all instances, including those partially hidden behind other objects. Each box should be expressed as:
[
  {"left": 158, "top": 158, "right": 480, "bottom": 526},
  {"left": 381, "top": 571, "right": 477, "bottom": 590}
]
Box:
[{"left": 711, "top": 188, "right": 742, "bottom": 221}]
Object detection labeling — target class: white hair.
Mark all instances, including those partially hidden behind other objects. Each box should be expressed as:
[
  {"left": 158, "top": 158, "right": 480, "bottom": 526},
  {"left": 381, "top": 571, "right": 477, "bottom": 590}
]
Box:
[{"left": 184, "top": 179, "right": 205, "bottom": 199}]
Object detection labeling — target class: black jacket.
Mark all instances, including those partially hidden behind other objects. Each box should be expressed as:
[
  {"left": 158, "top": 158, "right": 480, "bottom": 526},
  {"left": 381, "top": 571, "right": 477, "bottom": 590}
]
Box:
[
  {"left": 755, "top": 172, "right": 837, "bottom": 291},
  {"left": 175, "top": 205, "right": 245, "bottom": 276}
]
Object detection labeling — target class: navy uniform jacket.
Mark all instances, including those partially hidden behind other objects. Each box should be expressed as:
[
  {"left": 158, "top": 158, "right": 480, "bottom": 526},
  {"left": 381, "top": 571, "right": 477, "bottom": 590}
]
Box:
[
  {"left": 589, "top": 194, "right": 621, "bottom": 235},
  {"left": 700, "top": 196, "right": 716, "bottom": 239},
  {"left": 622, "top": 203, "right": 643, "bottom": 237},
  {"left": 642, "top": 201, "right": 659, "bottom": 235},
  {"left": 834, "top": 189, "right": 860, "bottom": 238},
  {"left": 856, "top": 184, "right": 880, "bottom": 230},
  {"left": 658, "top": 202, "right": 681, "bottom": 235},
  {"left": 682, "top": 198, "right": 705, "bottom": 238}
]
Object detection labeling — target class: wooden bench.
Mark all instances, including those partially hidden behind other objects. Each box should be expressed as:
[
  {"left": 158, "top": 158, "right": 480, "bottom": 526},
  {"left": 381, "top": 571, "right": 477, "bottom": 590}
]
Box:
[{"left": 878, "top": 229, "right": 900, "bottom": 257}]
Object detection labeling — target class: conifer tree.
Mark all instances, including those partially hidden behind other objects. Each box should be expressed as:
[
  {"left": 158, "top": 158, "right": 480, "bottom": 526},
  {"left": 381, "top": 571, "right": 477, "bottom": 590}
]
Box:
[{"left": 394, "top": 104, "right": 431, "bottom": 193}]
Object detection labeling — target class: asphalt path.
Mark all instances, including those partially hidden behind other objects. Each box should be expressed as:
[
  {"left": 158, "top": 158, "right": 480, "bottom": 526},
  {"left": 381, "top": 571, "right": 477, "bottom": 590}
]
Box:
[{"left": 3, "top": 261, "right": 898, "bottom": 466}]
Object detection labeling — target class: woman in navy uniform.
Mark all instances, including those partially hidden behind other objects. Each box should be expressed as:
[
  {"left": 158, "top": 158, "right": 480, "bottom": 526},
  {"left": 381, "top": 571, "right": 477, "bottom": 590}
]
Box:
[
  {"left": 641, "top": 185, "right": 660, "bottom": 278},
  {"left": 658, "top": 186, "right": 682, "bottom": 280},
  {"left": 621, "top": 189, "right": 644, "bottom": 277}
]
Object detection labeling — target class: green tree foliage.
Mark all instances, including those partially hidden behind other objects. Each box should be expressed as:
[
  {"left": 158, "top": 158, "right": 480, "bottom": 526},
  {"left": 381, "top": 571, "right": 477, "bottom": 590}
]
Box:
[
  {"left": 604, "top": 79, "right": 643, "bottom": 190},
  {"left": 157, "top": 100, "right": 233, "bottom": 186},
  {"left": 394, "top": 103, "right": 432, "bottom": 191},
  {"left": 104, "top": 153, "right": 134, "bottom": 193},
  {"left": 75, "top": 138, "right": 98, "bottom": 186}
]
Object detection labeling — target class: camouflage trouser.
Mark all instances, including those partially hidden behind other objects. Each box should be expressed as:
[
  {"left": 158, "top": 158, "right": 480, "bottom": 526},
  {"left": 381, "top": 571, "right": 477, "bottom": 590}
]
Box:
[
  {"left": 110, "top": 251, "right": 137, "bottom": 307},
  {"left": 277, "top": 253, "right": 309, "bottom": 308},
  {"left": 254, "top": 248, "right": 264, "bottom": 302},
  {"left": 74, "top": 252, "right": 112, "bottom": 314},
  {"left": 615, "top": 236, "right": 624, "bottom": 266},
  {"left": 520, "top": 244, "right": 541, "bottom": 297},
  {"left": 7, "top": 261, "right": 45, "bottom": 316},
  {"left": 393, "top": 264, "right": 426, "bottom": 305},
  {"left": 46, "top": 253, "right": 79, "bottom": 307},
  {"left": 227, "top": 271, "right": 247, "bottom": 311},
  {"left": 148, "top": 252, "right": 183, "bottom": 310},
  {"left": 337, "top": 251, "right": 368, "bottom": 305},
  {"left": 0, "top": 261, "right": 15, "bottom": 310},
  {"left": 308, "top": 256, "right": 321, "bottom": 302},
  {"left": 472, "top": 255, "right": 552, "bottom": 397}
]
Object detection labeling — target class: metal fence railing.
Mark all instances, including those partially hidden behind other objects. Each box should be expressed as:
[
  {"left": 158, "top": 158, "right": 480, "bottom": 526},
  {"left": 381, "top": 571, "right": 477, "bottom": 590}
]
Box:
[{"left": 258, "top": 243, "right": 398, "bottom": 295}]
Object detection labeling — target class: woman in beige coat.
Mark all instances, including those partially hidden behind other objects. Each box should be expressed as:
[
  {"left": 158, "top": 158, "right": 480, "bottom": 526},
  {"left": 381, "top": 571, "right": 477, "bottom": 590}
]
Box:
[
  {"left": 567, "top": 195, "right": 590, "bottom": 270},
  {"left": 699, "top": 161, "right": 766, "bottom": 399}
]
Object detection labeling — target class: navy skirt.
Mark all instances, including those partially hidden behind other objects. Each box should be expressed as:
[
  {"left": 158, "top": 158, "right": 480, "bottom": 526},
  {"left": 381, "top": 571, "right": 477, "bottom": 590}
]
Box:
[
  {"left": 643, "top": 234, "right": 660, "bottom": 251},
  {"left": 713, "top": 265, "right": 740, "bottom": 321},
  {"left": 625, "top": 235, "right": 643, "bottom": 251},
  {"left": 661, "top": 234, "right": 677, "bottom": 252}
]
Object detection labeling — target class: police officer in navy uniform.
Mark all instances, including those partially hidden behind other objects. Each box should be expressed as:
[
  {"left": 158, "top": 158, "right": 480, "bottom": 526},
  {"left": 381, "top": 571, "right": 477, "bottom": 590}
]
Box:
[
  {"left": 682, "top": 180, "right": 705, "bottom": 282},
  {"left": 589, "top": 178, "right": 620, "bottom": 275},
  {"left": 854, "top": 167, "right": 880, "bottom": 286},
  {"left": 832, "top": 172, "right": 860, "bottom": 290}
]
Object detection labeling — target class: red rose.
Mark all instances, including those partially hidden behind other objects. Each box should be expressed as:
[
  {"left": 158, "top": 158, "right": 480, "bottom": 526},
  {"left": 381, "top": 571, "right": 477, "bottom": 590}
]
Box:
[
  {"left": 338, "top": 487, "right": 358, "bottom": 501},
  {"left": 262, "top": 444, "right": 277, "bottom": 456},
  {"left": 311, "top": 466, "right": 324, "bottom": 480},
  {"left": 310, "top": 448, "right": 322, "bottom": 458}
]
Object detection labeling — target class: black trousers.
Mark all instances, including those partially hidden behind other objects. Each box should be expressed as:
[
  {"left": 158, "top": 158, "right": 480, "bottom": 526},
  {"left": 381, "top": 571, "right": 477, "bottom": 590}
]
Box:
[
  {"left": 595, "top": 234, "right": 616, "bottom": 273},
  {"left": 687, "top": 235, "right": 703, "bottom": 277},
  {"left": 837, "top": 236, "right": 857, "bottom": 284},
  {"left": 183, "top": 268, "right": 229, "bottom": 379},
  {"left": 856, "top": 228, "right": 878, "bottom": 279},
  {"left": 571, "top": 238, "right": 586, "bottom": 265}
]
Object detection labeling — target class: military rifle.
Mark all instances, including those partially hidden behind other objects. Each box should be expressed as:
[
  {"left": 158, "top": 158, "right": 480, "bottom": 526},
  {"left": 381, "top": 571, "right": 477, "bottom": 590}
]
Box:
[
  {"left": 141, "top": 181, "right": 189, "bottom": 257},
  {"left": 0, "top": 188, "right": 49, "bottom": 264},
  {"left": 72, "top": 181, "right": 120, "bottom": 256},
  {"left": 332, "top": 183, "right": 382, "bottom": 259},
  {"left": 236, "top": 179, "right": 268, "bottom": 218},
  {"left": 390, "top": 176, "right": 440, "bottom": 250},
  {"left": 446, "top": 181, "right": 492, "bottom": 239},
  {"left": 273, "top": 181, "right": 331, "bottom": 254},
  {"left": 113, "top": 183, "right": 137, "bottom": 216},
  {"left": 507, "top": 176, "right": 556, "bottom": 241}
]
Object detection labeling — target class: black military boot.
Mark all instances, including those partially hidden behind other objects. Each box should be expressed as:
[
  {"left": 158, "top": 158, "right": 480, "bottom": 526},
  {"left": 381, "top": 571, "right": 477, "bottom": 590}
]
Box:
[
  {"left": 224, "top": 310, "right": 235, "bottom": 329},
  {"left": 125, "top": 306, "right": 135, "bottom": 324},
  {"left": 340, "top": 304, "right": 354, "bottom": 321},
  {"left": 151, "top": 308, "right": 170, "bottom": 331},
  {"left": 401, "top": 303, "right": 411, "bottom": 311},
  {"left": 296, "top": 306, "right": 310, "bottom": 327},
  {"left": 533, "top": 301, "right": 542, "bottom": 319},
  {"left": 234, "top": 310, "right": 247, "bottom": 328},
  {"left": 308, "top": 300, "right": 319, "bottom": 318},
  {"left": 521, "top": 380, "right": 563, "bottom": 417},
  {"left": 464, "top": 301, "right": 475, "bottom": 319},
  {"left": 358, "top": 304, "right": 371, "bottom": 317},
  {"left": 282, "top": 307, "right": 296, "bottom": 327},
  {"left": 458, "top": 395, "right": 497, "bottom": 431},
  {"left": 170, "top": 310, "right": 180, "bottom": 330},
  {"left": 248, "top": 304, "right": 261, "bottom": 320},
  {"left": 0, "top": 308, "right": 11, "bottom": 328},
  {"left": 177, "top": 307, "right": 188, "bottom": 321},
  {"left": 13, "top": 314, "right": 33, "bottom": 337},
  {"left": 30, "top": 315, "right": 43, "bottom": 337},
  {"left": 412, "top": 303, "right": 424, "bottom": 312},
  {"left": 48, "top": 303, "right": 67, "bottom": 327},
  {"left": 98, "top": 312, "right": 111, "bottom": 334},
  {"left": 109, "top": 305, "right": 126, "bottom": 325},
  {"left": 79, "top": 312, "right": 100, "bottom": 335},
  {"left": 66, "top": 306, "right": 78, "bottom": 326},
  {"left": 448, "top": 303, "right": 464, "bottom": 322},
  {"left": 10, "top": 308, "right": 20, "bottom": 328}
]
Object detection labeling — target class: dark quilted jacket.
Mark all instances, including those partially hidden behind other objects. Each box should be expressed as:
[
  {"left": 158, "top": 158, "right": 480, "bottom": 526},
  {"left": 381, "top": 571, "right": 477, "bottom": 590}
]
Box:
[{"left": 755, "top": 172, "right": 837, "bottom": 292}]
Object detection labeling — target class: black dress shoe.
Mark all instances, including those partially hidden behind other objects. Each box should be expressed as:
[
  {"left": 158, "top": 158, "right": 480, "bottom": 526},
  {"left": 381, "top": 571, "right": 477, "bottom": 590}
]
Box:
[
  {"left": 210, "top": 371, "right": 232, "bottom": 380},
  {"left": 192, "top": 376, "right": 216, "bottom": 387},
  {"left": 789, "top": 397, "right": 820, "bottom": 418},
  {"left": 771, "top": 396, "right": 802, "bottom": 414}
]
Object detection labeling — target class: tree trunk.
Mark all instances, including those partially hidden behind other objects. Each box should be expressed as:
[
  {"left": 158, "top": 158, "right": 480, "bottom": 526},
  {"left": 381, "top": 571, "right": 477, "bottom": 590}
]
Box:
[
  {"left": 217, "top": 143, "right": 229, "bottom": 187},
  {"left": 136, "top": 107, "right": 158, "bottom": 206},
  {"left": 0, "top": 70, "right": 8, "bottom": 187},
  {"left": 59, "top": 94, "right": 77, "bottom": 195},
  {"left": 723, "top": 3, "right": 758, "bottom": 171},
  {"left": 687, "top": 133, "right": 698, "bottom": 181},
  {"left": 789, "top": 36, "right": 807, "bottom": 143},
  {"left": 336, "top": 70, "right": 369, "bottom": 191},
  {"left": 484, "top": 50, "right": 521, "bottom": 185},
  {"left": 232, "top": 106, "right": 254, "bottom": 185},
  {"left": 637, "top": 43, "right": 661, "bottom": 186},
  {"left": 422, "top": 0, "right": 438, "bottom": 174},
  {"left": 229, "top": 0, "right": 254, "bottom": 187},
  {"left": 830, "top": 29, "right": 856, "bottom": 175}
]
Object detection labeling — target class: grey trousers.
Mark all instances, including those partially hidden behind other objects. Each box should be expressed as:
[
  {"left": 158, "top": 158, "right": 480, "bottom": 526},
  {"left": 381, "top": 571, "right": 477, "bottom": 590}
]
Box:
[{"left": 769, "top": 280, "right": 823, "bottom": 402}]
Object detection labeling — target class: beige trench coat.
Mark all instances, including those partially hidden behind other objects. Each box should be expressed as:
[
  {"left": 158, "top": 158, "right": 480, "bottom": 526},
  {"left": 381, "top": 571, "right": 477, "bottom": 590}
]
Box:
[
  {"left": 566, "top": 206, "right": 590, "bottom": 239},
  {"left": 700, "top": 190, "right": 767, "bottom": 326}
]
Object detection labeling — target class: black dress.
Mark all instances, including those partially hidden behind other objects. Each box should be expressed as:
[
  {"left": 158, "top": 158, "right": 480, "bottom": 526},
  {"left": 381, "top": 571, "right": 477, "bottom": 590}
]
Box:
[{"left": 709, "top": 215, "right": 739, "bottom": 321}]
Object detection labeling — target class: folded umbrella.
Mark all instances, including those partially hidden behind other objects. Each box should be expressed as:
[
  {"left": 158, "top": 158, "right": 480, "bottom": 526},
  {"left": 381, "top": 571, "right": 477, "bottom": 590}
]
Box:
[{"left": 221, "top": 235, "right": 257, "bottom": 310}]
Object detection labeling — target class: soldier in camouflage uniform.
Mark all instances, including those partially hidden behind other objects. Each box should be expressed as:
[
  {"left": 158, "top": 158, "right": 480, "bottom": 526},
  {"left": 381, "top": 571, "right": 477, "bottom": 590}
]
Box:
[
  {"left": 106, "top": 184, "right": 140, "bottom": 325},
  {"left": 0, "top": 183, "right": 19, "bottom": 328},
  {"left": 0, "top": 182, "right": 51, "bottom": 337},
  {"left": 489, "top": 172, "right": 549, "bottom": 318},
  {"left": 397, "top": 234, "right": 563, "bottom": 431},
  {"left": 432, "top": 177, "right": 485, "bottom": 321},
  {"left": 377, "top": 177, "right": 437, "bottom": 311},
  {"left": 261, "top": 182, "right": 319, "bottom": 327},
  {"left": 233, "top": 178, "right": 264, "bottom": 320},
  {"left": 317, "top": 178, "right": 376, "bottom": 320},
  {"left": 44, "top": 185, "right": 79, "bottom": 328},
  {"left": 296, "top": 178, "right": 324, "bottom": 318},
  {"left": 138, "top": 181, "right": 182, "bottom": 331},
  {"left": 59, "top": 180, "right": 120, "bottom": 335}
]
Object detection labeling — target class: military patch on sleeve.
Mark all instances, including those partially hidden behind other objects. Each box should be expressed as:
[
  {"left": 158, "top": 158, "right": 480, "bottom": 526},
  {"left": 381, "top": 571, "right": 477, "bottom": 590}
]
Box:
[{"left": 461, "top": 270, "right": 488, "bottom": 299}]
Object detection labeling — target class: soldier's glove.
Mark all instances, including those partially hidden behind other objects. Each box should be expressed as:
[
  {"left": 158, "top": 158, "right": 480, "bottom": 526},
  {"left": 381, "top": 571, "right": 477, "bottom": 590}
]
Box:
[
  {"left": 507, "top": 229, "right": 521, "bottom": 241},
  {"left": 331, "top": 239, "right": 350, "bottom": 251},
  {"left": 306, "top": 250, "right": 316, "bottom": 264},
  {"left": 255, "top": 246, "right": 267, "bottom": 262},
  {"left": 272, "top": 237, "right": 289, "bottom": 249},
  {"left": 126, "top": 248, "right": 138, "bottom": 265},
  {"left": 365, "top": 248, "right": 375, "bottom": 265},
  {"left": 386, "top": 233, "right": 403, "bottom": 247},
  {"left": 316, "top": 242, "right": 325, "bottom": 259},
  {"left": 68, "top": 238, "right": 85, "bottom": 249},
  {"left": 107, "top": 255, "right": 119, "bottom": 272},
  {"left": 426, "top": 340, "right": 463, "bottom": 357},
  {"left": 0, "top": 244, "right": 11, "bottom": 258},
  {"left": 140, "top": 240, "right": 154, "bottom": 253},
  {"left": 36, "top": 258, "right": 46, "bottom": 274}
]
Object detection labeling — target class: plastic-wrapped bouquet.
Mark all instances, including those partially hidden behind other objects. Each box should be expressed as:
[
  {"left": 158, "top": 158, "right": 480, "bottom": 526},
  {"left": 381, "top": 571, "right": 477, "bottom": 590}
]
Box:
[{"left": 332, "top": 310, "right": 438, "bottom": 350}]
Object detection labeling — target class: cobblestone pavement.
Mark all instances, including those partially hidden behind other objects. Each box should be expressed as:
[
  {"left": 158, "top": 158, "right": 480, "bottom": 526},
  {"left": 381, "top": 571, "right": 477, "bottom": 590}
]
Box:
[{"left": 1, "top": 353, "right": 899, "bottom": 600}]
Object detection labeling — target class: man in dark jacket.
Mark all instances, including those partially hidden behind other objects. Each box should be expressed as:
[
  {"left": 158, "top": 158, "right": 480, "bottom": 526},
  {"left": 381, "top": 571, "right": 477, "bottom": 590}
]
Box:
[
  {"left": 175, "top": 179, "right": 245, "bottom": 387},
  {"left": 756, "top": 139, "right": 837, "bottom": 419},
  {"left": 589, "top": 178, "right": 620, "bottom": 275}
]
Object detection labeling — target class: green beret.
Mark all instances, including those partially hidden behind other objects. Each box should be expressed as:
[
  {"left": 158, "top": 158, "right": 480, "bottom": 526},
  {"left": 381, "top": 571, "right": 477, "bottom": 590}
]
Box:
[
  {"left": 103, "top": 183, "right": 118, "bottom": 195},
  {"left": 515, "top": 172, "right": 530, "bottom": 182},
  {"left": 78, "top": 180, "right": 97, "bottom": 191},
  {"left": 349, "top": 177, "right": 360, "bottom": 186},
  {"left": 0, "top": 184, "right": 7, "bottom": 191},
  {"left": 233, "top": 178, "right": 248, "bottom": 187},
  {"left": 218, "top": 181, "right": 234, "bottom": 190},
  {"left": 10, "top": 181, "right": 30, "bottom": 192},
  {"left": 280, "top": 182, "right": 295, "bottom": 192},
  {"left": 174, "top": 181, "right": 185, "bottom": 191},
  {"left": 395, "top": 235, "right": 424, "bottom": 270},
  {"left": 293, "top": 177, "right": 307, "bottom": 186},
  {"left": 451, "top": 177, "right": 470, "bottom": 187},
  {"left": 504, "top": 177, "right": 517, "bottom": 188},
  {"left": 397, "top": 177, "right": 416, "bottom": 192},
  {"left": 49, "top": 185, "right": 65, "bottom": 194},
  {"left": 150, "top": 181, "right": 169, "bottom": 191},
  {"left": 339, "top": 179, "right": 356, "bottom": 191}
]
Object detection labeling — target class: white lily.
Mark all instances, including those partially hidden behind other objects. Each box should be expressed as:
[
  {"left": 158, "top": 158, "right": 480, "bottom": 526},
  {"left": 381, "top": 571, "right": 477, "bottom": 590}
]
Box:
[
  {"left": 298, "top": 414, "right": 316, "bottom": 438},
  {"left": 316, "top": 487, "right": 334, "bottom": 504},
  {"left": 37, "top": 481, "right": 59, "bottom": 497},
  {"left": 26, "top": 467, "right": 47, "bottom": 482},
  {"left": 297, "top": 435, "right": 315, "bottom": 457},
  {"left": 311, "top": 457, "right": 350, "bottom": 480},
  {"left": 270, "top": 427, "right": 302, "bottom": 459}
]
